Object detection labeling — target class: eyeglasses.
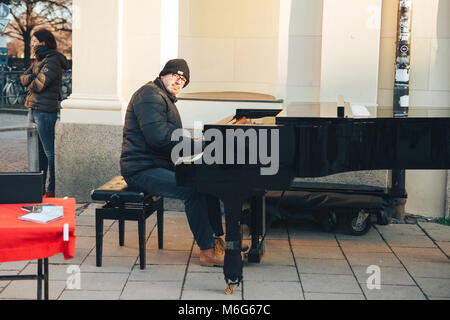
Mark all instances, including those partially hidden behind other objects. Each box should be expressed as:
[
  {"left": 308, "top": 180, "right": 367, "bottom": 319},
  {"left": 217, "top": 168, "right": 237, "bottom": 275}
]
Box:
[{"left": 171, "top": 73, "right": 187, "bottom": 84}]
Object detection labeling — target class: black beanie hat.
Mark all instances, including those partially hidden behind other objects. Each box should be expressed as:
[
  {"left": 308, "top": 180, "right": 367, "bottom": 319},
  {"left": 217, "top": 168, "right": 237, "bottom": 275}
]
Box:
[{"left": 159, "top": 59, "right": 190, "bottom": 87}]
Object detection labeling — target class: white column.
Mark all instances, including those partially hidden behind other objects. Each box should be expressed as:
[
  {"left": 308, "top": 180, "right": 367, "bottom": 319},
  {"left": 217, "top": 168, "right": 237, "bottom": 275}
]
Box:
[
  {"left": 160, "top": 0, "right": 179, "bottom": 69},
  {"left": 320, "top": 0, "right": 382, "bottom": 107},
  {"left": 276, "top": 0, "right": 292, "bottom": 101},
  {"left": 60, "top": 0, "right": 124, "bottom": 125}
]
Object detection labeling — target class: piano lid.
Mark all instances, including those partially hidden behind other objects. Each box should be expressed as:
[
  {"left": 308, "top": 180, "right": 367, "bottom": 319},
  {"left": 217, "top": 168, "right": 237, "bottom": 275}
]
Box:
[{"left": 276, "top": 102, "right": 357, "bottom": 124}]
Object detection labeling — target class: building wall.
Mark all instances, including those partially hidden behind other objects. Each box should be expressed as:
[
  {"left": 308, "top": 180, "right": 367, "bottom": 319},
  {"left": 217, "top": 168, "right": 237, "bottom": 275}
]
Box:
[{"left": 178, "top": 0, "right": 280, "bottom": 96}]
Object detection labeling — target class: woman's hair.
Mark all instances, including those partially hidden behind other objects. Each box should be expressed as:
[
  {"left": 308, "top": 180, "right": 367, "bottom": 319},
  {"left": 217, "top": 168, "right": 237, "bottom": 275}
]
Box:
[{"left": 33, "top": 29, "right": 57, "bottom": 49}]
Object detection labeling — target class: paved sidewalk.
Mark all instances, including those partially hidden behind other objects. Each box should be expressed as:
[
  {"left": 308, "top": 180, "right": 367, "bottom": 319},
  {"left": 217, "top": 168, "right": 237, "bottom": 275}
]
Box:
[
  {"left": 0, "top": 203, "right": 449, "bottom": 300},
  {"left": 0, "top": 113, "right": 28, "bottom": 172}
]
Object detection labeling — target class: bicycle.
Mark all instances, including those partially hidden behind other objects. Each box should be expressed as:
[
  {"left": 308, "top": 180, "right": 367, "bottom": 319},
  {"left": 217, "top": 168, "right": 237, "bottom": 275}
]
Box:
[{"left": 2, "top": 74, "right": 27, "bottom": 105}]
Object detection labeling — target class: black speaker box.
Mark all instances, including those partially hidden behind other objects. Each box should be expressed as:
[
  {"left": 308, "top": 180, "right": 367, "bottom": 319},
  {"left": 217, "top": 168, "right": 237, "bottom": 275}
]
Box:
[{"left": 0, "top": 172, "right": 43, "bottom": 204}]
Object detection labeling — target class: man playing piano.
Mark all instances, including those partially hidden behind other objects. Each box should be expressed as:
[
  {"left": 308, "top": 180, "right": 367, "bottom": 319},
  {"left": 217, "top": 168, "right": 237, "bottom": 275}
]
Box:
[{"left": 120, "top": 59, "right": 225, "bottom": 266}]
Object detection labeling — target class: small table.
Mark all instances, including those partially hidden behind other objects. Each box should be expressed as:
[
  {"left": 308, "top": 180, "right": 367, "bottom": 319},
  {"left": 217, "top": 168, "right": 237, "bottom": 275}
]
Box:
[{"left": 0, "top": 198, "right": 76, "bottom": 300}]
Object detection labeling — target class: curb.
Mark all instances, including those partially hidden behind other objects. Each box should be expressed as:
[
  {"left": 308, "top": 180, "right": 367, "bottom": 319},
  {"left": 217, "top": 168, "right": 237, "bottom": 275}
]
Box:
[{"left": 0, "top": 108, "right": 28, "bottom": 115}]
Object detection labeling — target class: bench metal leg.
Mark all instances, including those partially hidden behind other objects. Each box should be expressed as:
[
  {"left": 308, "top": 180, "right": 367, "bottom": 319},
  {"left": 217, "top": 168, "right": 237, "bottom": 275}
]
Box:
[
  {"left": 138, "top": 217, "right": 146, "bottom": 269},
  {"left": 119, "top": 218, "right": 125, "bottom": 246},
  {"left": 157, "top": 199, "right": 164, "bottom": 249},
  {"left": 95, "top": 213, "right": 104, "bottom": 267}
]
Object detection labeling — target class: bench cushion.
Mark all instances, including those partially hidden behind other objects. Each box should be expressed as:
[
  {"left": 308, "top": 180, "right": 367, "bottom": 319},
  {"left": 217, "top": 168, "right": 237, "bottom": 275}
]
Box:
[{"left": 91, "top": 176, "right": 145, "bottom": 203}]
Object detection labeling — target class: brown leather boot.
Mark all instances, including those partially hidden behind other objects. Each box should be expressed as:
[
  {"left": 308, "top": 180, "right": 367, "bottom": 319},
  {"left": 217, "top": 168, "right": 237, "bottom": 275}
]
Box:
[
  {"left": 200, "top": 241, "right": 225, "bottom": 267},
  {"left": 45, "top": 192, "right": 55, "bottom": 198},
  {"left": 214, "top": 236, "right": 225, "bottom": 254}
]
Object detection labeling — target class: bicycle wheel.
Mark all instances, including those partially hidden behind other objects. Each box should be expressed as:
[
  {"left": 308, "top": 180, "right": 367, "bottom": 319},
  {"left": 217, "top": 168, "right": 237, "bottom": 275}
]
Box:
[{"left": 4, "top": 82, "right": 18, "bottom": 105}]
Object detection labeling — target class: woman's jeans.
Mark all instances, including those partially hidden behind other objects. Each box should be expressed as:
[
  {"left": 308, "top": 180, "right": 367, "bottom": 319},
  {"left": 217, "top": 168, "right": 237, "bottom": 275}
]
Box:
[
  {"left": 28, "top": 109, "right": 58, "bottom": 193},
  {"left": 124, "top": 167, "right": 223, "bottom": 250}
]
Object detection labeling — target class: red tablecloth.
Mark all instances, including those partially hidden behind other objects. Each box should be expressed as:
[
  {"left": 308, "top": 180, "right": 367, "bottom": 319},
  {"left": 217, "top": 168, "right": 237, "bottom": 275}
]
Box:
[{"left": 0, "top": 198, "right": 76, "bottom": 263}]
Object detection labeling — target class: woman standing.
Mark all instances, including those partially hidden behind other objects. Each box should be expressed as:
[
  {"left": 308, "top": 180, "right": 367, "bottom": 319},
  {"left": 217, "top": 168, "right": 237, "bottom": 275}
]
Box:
[{"left": 20, "top": 29, "right": 69, "bottom": 197}]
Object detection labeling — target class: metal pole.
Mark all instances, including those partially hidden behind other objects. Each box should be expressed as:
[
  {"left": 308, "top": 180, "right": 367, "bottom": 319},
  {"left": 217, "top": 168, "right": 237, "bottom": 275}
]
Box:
[
  {"left": 392, "top": 0, "right": 412, "bottom": 219},
  {"left": 27, "top": 123, "right": 39, "bottom": 172}
]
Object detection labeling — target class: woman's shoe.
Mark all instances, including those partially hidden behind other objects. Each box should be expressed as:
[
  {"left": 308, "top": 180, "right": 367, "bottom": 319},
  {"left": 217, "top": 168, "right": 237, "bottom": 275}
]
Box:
[{"left": 45, "top": 192, "right": 55, "bottom": 198}]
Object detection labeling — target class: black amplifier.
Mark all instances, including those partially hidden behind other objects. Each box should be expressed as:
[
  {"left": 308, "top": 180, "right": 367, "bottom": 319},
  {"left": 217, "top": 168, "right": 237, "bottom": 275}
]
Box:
[{"left": 0, "top": 172, "right": 43, "bottom": 204}]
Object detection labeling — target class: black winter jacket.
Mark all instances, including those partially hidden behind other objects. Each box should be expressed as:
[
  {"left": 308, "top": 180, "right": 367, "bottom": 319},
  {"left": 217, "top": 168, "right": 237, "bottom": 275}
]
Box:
[
  {"left": 20, "top": 49, "right": 69, "bottom": 113},
  {"left": 120, "top": 78, "right": 187, "bottom": 177}
]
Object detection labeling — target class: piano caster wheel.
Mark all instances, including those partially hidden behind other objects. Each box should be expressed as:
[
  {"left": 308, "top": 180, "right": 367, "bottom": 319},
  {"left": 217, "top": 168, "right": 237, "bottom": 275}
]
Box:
[
  {"left": 225, "top": 284, "right": 236, "bottom": 295},
  {"left": 319, "top": 211, "right": 338, "bottom": 232},
  {"left": 346, "top": 211, "right": 371, "bottom": 236}
]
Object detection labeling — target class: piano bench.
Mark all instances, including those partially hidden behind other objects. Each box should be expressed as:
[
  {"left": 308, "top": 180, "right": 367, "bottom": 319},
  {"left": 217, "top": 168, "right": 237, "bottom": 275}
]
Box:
[{"left": 90, "top": 176, "right": 164, "bottom": 270}]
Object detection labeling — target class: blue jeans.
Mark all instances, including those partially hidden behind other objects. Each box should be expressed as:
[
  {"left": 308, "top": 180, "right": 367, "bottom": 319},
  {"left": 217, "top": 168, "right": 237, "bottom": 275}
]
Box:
[
  {"left": 28, "top": 109, "right": 58, "bottom": 193},
  {"left": 124, "top": 168, "right": 217, "bottom": 250}
]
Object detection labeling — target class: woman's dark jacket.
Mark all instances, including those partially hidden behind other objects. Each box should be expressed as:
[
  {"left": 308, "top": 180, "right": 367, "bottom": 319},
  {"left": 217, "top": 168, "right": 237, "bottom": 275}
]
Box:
[
  {"left": 120, "top": 78, "right": 186, "bottom": 177},
  {"left": 20, "top": 49, "right": 70, "bottom": 113}
]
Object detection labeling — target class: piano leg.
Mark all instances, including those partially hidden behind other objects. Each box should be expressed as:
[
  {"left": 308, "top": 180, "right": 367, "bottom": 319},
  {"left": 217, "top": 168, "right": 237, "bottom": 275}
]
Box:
[
  {"left": 222, "top": 197, "right": 244, "bottom": 294},
  {"left": 248, "top": 195, "right": 265, "bottom": 263}
]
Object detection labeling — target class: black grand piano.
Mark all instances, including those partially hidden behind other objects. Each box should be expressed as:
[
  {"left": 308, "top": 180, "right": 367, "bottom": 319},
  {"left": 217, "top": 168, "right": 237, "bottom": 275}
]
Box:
[{"left": 175, "top": 102, "right": 450, "bottom": 293}]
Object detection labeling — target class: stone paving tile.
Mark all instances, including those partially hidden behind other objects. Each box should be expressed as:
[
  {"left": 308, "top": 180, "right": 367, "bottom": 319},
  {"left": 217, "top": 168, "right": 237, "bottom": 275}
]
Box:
[
  {"left": 0, "top": 130, "right": 28, "bottom": 172},
  {"left": 75, "top": 225, "right": 98, "bottom": 237},
  {"left": 414, "top": 278, "right": 450, "bottom": 298},
  {"left": 335, "top": 227, "right": 383, "bottom": 240},
  {"left": 148, "top": 233, "right": 194, "bottom": 251},
  {"left": 377, "top": 224, "right": 425, "bottom": 236},
  {"left": 185, "top": 272, "right": 237, "bottom": 292},
  {"left": 352, "top": 266, "right": 415, "bottom": 286},
  {"left": 338, "top": 240, "right": 391, "bottom": 253},
  {"left": 362, "top": 285, "right": 426, "bottom": 300},
  {"left": 0, "top": 260, "right": 29, "bottom": 271},
  {"left": 49, "top": 248, "right": 91, "bottom": 265},
  {"left": 181, "top": 289, "right": 242, "bottom": 300},
  {"left": 188, "top": 257, "right": 223, "bottom": 273},
  {"left": 402, "top": 261, "right": 450, "bottom": 279},
  {"left": 145, "top": 249, "right": 191, "bottom": 265},
  {"left": 120, "top": 281, "right": 182, "bottom": 300},
  {"left": 290, "top": 237, "right": 339, "bottom": 247},
  {"left": 290, "top": 231, "right": 338, "bottom": 247},
  {"left": 79, "top": 203, "right": 103, "bottom": 216},
  {"left": 75, "top": 272, "right": 129, "bottom": 291},
  {"left": 129, "top": 265, "right": 186, "bottom": 282},
  {"left": 20, "top": 263, "right": 73, "bottom": 281},
  {"left": 436, "top": 242, "right": 450, "bottom": 257},
  {"left": 89, "top": 241, "right": 140, "bottom": 258},
  {"left": 422, "top": 229, "right": 450, "bottom": 242},
  {"left": 59, "top": 290, "right": 122, "bottom": 300},
  {"left": 300, "top": 274, "right": 362, "bottom": 294},
  {"left": 304, "top": 292, "right": 365, "bottom": 300},
  {"left": 383, "top": 235, "right": 436, "bottom": 248},
  {"left": 296, "top": 258, "right": 353, "bottom": 275},
  {"left": 80, "top": 256, "right": 136, "bottom": 273},
  {"left": 264, "top": 239, "right": 290, "bottom": 251},
  {"left": 0, "top": 271, "right": 17, "bottom": 288},
  {"left": 243, "top": 280, "right": 304, "bottom": 300},
  {"left": 391, "top": 247, "right": 449, "bottom": 263},
  {"left": 256, "top": 249, "right": 295, "bottom": 266},
  {"left": 344, "top": 251, "right": 403, "bottom": 268},
  {"left": 73, "top": 236, "right": 96, "bottom": 250},
  {"left": 265, "top": 224, "right": 289, "bottom": 239},
  {"left": 0, "top": 280, "right": 67, "bottom": 300},
  {"left": 243, "top": 264, "right": 299, "bottom": 282},
  {"left": 292, "top": 245, "right": 345, "bottom": 260}
]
